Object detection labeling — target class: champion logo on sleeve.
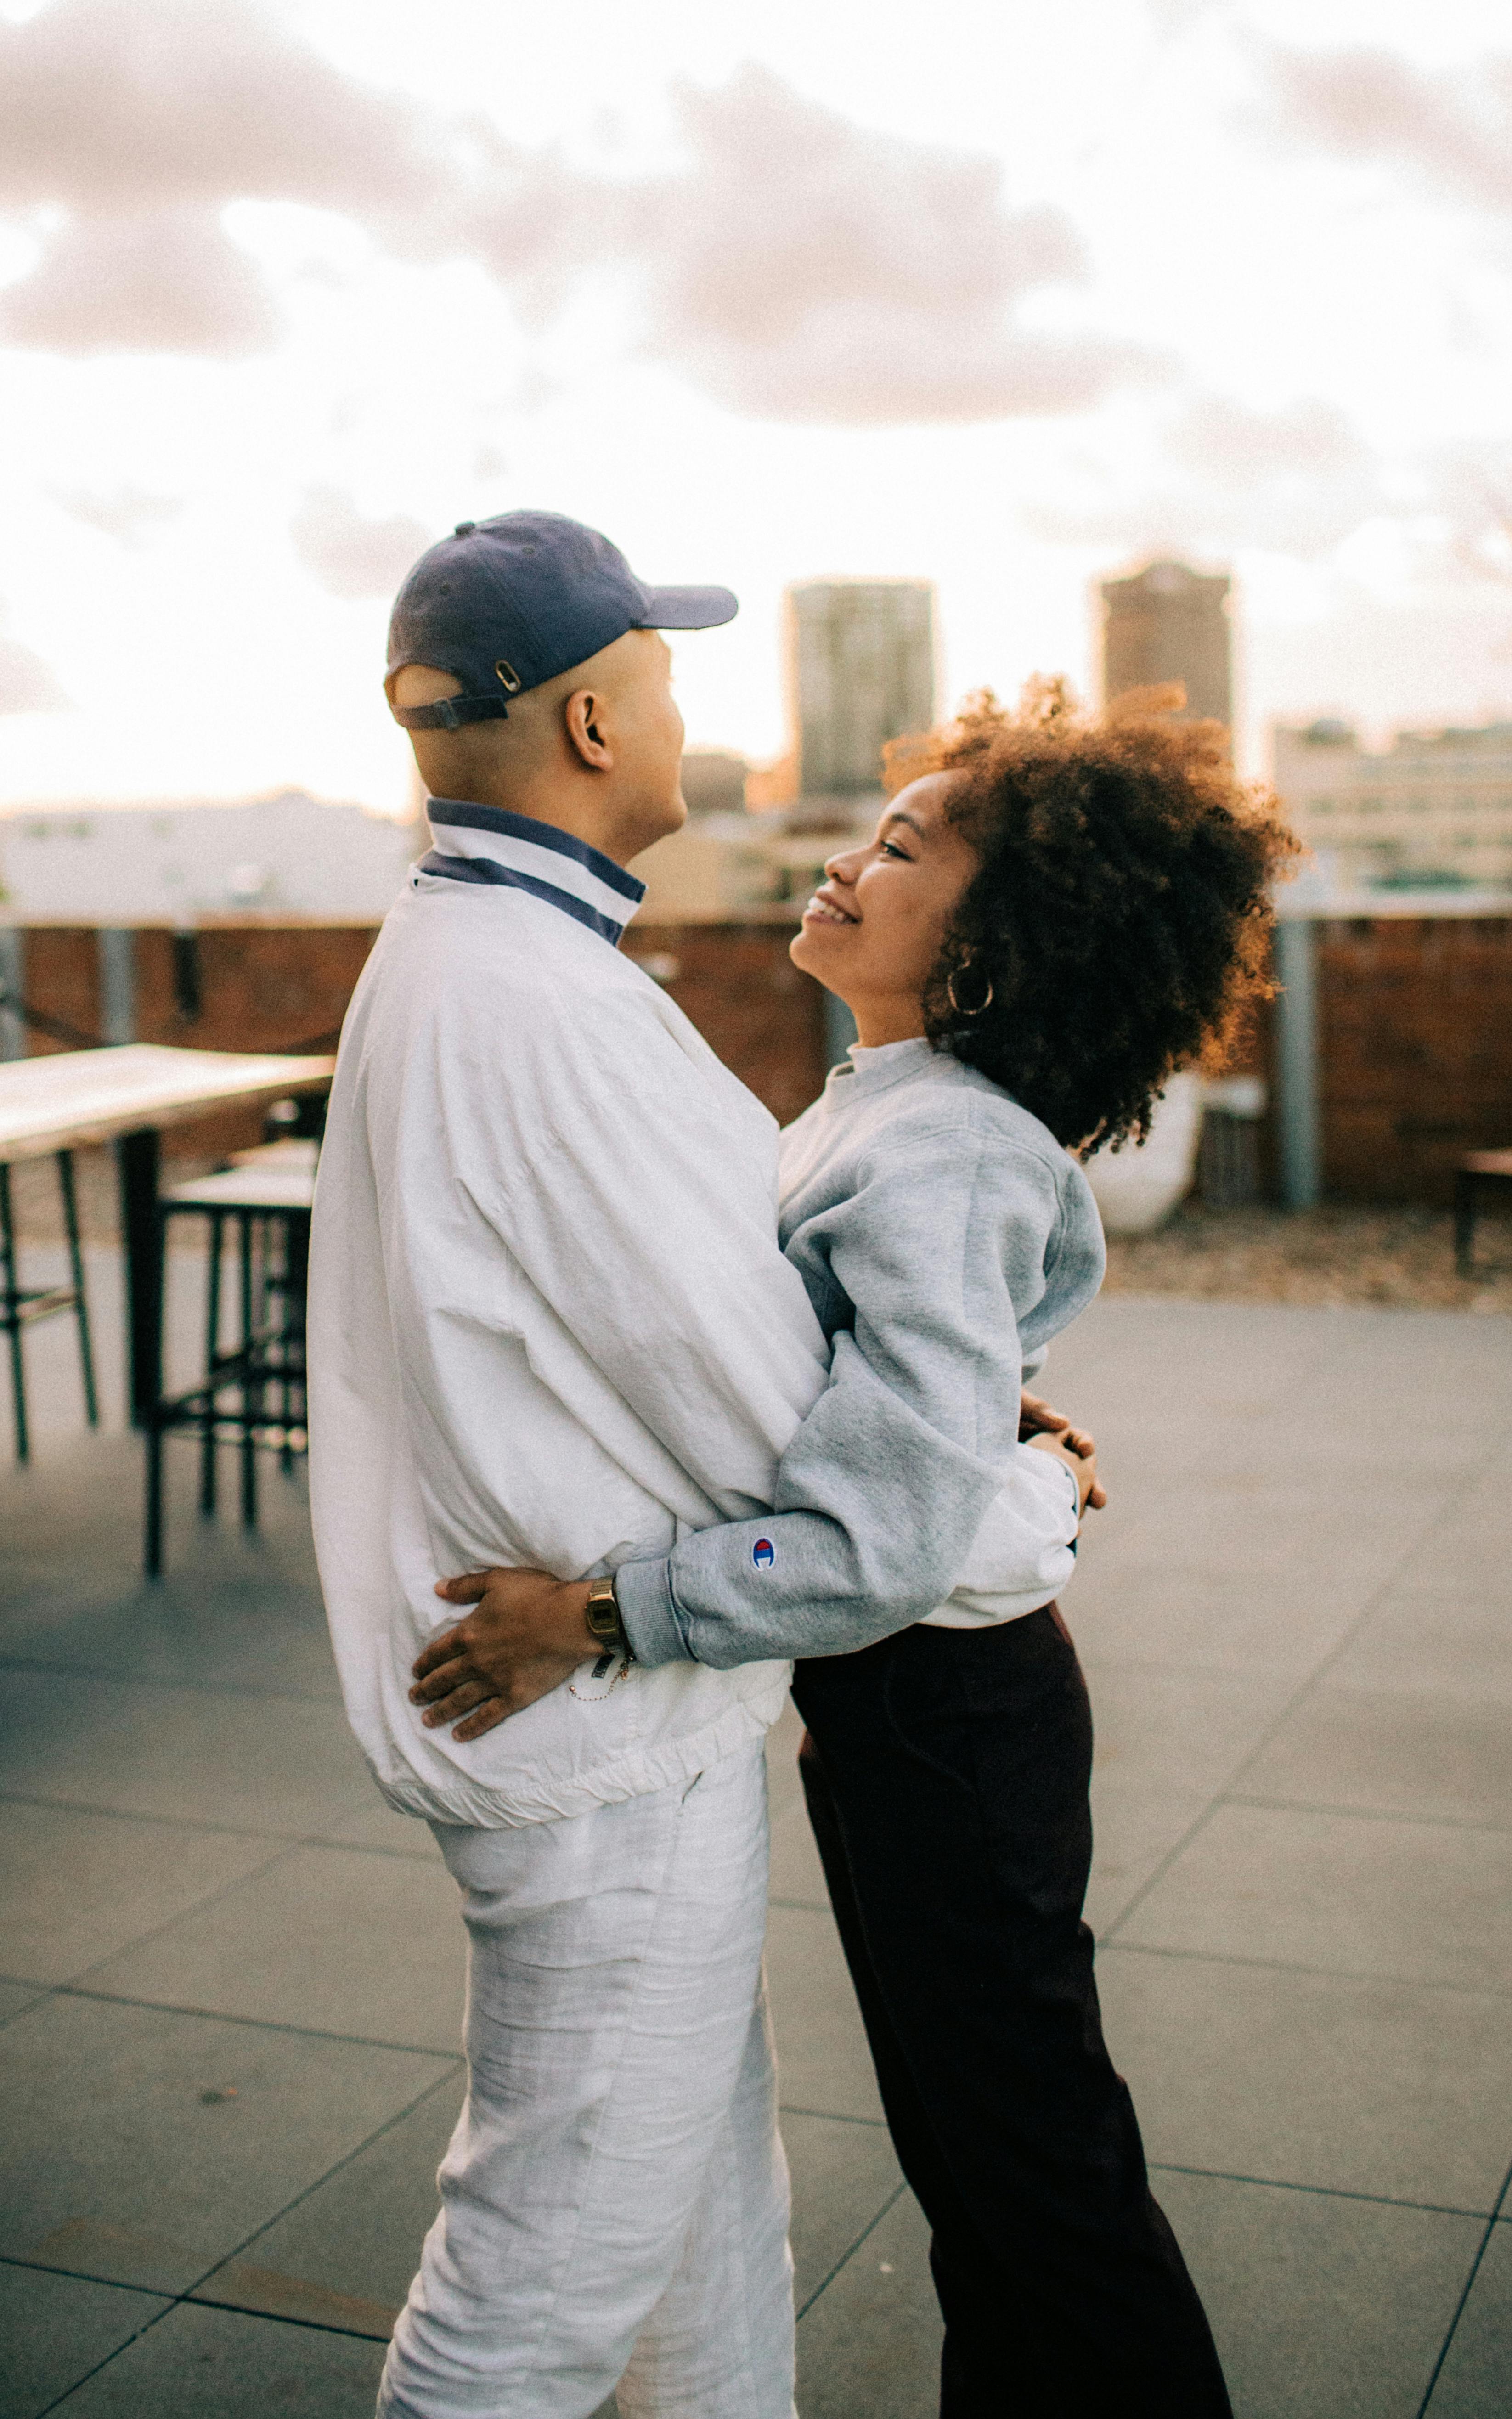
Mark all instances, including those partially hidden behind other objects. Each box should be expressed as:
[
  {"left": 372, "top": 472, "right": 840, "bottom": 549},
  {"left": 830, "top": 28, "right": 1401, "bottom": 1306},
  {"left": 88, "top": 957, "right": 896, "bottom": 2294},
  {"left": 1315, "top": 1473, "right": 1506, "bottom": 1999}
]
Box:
[{"left": 752, "top": 1538, "right": 775, "bottom": 1571}]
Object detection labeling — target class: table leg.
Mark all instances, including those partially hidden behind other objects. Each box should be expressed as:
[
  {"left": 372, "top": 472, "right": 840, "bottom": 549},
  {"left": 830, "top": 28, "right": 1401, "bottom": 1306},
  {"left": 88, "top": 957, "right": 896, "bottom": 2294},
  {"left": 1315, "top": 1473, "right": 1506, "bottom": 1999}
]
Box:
[{"left": 116, "top": 1127, "right": 161, "bottom": 1428}]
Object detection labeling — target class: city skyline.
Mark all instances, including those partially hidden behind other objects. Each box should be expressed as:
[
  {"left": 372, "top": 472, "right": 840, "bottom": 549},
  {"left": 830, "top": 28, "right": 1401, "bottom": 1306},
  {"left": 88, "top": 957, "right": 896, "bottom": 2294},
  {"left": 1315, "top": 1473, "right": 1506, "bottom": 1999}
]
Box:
[{"left": 0, "top": 0, "right": 1509, "bottom": 813}]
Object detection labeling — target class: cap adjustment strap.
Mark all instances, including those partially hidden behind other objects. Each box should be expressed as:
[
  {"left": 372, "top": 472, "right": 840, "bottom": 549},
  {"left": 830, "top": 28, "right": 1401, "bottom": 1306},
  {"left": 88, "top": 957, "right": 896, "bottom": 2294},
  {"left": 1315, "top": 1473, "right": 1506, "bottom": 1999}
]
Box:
[{"left": 392, "top": 693, "right": 511, "bottom": 732}]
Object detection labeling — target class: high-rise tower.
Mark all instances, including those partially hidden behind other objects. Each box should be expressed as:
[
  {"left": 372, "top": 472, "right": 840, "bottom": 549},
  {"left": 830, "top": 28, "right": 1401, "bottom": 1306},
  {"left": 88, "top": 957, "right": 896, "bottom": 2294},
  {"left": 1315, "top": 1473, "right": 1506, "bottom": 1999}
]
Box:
[
  {"left": 1099, "top": 560, "right": 1232, "bottom": 732},
  {"left": 786, "top": 580, "right": 937, "bottom": 798}
]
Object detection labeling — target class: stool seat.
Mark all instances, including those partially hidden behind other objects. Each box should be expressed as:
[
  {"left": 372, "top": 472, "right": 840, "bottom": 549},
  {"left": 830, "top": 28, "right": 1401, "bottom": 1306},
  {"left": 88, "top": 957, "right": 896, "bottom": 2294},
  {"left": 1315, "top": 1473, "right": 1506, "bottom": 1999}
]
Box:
[
  {"left": 164, "top": 1166, "right": 316, "bottom": 1212},
  {"left": 1460, "top": 1149, "right": 1512, "bottom": 1179},
  {"left": 228, "top": 1138, "right": 321, "bottom": 1175}
]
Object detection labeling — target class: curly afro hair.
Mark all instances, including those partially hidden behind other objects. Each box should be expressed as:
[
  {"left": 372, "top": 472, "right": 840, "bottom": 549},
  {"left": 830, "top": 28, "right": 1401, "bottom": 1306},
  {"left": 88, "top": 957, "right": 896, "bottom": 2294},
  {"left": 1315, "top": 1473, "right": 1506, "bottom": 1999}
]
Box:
[{"left": 883, "top": 678, "right": 1302, "bottom": 1155}]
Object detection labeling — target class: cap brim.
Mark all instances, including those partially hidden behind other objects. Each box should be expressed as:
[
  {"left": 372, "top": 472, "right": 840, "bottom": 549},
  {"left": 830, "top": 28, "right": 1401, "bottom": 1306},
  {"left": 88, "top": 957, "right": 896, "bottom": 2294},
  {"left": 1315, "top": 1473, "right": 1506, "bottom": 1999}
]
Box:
[{"left": 635, "top": 583, "right": 739, "bottom": 631}]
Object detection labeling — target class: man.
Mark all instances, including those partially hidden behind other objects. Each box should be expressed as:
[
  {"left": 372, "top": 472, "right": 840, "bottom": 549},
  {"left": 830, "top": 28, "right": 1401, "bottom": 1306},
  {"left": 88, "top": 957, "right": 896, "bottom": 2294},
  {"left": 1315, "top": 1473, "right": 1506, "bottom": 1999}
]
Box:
[{"left": 307, "top": 510, "right": 1085, "bottom": 2418}]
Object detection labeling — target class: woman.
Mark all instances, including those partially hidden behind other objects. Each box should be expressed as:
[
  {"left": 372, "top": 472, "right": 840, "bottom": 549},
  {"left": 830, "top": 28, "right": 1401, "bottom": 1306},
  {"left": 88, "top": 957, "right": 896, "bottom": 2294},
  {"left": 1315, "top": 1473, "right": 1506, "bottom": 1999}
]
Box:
[{"left": 415, "top": 682, "right": 1298, "bottom": 2414}]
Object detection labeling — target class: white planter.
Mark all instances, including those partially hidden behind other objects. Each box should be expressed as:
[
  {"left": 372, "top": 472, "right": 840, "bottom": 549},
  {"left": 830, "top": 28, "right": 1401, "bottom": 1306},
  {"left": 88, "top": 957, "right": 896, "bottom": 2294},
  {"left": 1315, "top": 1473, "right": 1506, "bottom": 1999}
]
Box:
[{"left": 1083, "top": 1071, "right": 1205, "bottom": 1235}]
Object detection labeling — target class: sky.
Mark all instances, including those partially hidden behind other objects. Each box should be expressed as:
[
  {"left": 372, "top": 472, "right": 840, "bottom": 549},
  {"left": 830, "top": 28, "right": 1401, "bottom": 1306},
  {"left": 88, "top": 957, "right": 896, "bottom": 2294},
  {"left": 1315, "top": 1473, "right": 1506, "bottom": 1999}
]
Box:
[{"left": 0, "top": 0, "right": 1510, "bottom": 812}]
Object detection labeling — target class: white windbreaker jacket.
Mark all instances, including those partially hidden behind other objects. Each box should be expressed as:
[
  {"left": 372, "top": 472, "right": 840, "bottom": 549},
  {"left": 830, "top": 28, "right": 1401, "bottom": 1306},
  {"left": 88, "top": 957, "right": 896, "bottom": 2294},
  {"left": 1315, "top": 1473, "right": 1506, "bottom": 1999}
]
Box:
[{"left": 308, "top": 815, "right": 836, "bottom": 1827}]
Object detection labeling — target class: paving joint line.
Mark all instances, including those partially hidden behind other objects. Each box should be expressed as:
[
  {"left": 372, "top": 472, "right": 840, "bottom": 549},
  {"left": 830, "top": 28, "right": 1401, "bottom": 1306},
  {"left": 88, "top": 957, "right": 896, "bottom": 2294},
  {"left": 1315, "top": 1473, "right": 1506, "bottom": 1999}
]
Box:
[
  {"left": 58, "top": 1841, "right": 308, "bottom": 1997},
  {"left": 1146, "top": 2162, "right": 1502, "bottom": 2220},
  {"left": 1414, "top": 2150, "right": 1512, "bottom": 2418},
  {"left": 0, "top": 1653, "right": 342, "bottom": 1706},
  {"left": 795, "top": 2182, "right": 909, "bottom": 2323},
  {"left": 1098, "top": 1937, "right": 1512, "bottom": 2002},
  {"left": 1226, "top": 1792, "right": 1512, "bottom": 1837},
  {"left": 0, "top": 1788, "right": 368, "bottom": 1844},
  {"left": 52, "top": 1981, "right": 467, "bottom": 2059},
  {"left": 177, "top": 2062, "right": 464, "bottom": 2315}
]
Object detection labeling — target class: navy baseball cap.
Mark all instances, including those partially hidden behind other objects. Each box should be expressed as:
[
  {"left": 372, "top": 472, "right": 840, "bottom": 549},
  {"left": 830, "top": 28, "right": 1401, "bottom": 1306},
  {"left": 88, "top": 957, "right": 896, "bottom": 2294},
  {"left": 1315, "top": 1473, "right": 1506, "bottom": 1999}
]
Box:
[{"left": 385, "top": 508, "right": 738, "bottom": 731}]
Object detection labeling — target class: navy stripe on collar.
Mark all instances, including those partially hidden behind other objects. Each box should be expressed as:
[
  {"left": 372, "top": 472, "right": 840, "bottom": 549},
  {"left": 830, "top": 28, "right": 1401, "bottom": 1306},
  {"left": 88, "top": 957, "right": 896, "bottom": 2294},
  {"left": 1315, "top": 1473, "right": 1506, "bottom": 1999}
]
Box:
[
  {"left": 414, "top": 850, "right": 628, "bottom": 944},
  {"left": 426, "top": 800, "right": 645, "bottom": 903}
]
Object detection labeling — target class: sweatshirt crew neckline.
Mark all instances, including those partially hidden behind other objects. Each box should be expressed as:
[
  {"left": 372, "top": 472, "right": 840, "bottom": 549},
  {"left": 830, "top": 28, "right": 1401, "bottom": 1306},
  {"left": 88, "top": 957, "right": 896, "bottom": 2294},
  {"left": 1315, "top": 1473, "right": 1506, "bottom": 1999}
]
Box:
[{"left": 834, "top": 1036, "right": 937, "bottom": 1094}]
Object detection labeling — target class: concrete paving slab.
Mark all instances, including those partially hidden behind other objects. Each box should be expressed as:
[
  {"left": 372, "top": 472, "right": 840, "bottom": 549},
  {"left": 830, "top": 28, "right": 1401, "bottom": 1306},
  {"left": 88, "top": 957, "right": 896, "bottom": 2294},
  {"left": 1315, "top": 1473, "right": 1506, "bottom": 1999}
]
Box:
[
  {"left": 1241, "top": 1683, "right": 1512, "bottom": 1829},
  {"left": 82, "top": 1844, "right": 467, "bottom": 2053},
  {"left": 316, "top": 1797, "right": 446, "bottom": 1860},
  {"left": 794, "top": 2189, "right": 940, "bottom": 2419},
  {"left": 1424, "top": 2220, "right": 1512, "bottom": 2417},
  {"left": 47, "top": 2298, "right": 389, "bottom": 2417},
  {"left": 1117, "top": 1802, "right": 1512, "bottom": 1993},
  {"left": 2, "top": 1291, "right": 1508, "bottom": 2412},
  {"left": 0, "top": 1992, "right": 451, "bottom": 2294},
  {"left": 767, "top": 1796, "right": 829, "bottom": 1911},
  {"left": 0, "top": 1802, "right": 283, "bottom": 1987},
  {"left": 1085, "top": 1781, "right": 1211, "bottom": 1937},
  {"left": 0, "top": 2261, "right": 169, "bottom": 2419},
  {"left": 766, "top": 1903, "right": 883, "bottom": 2125},
  {"left": 192, "top": 2075, "right": 463, "bottom": 2339},
  {"left": 0, "top": 1556, "right": 342, "bottom": 1703},
  {"left": 1084, "top": 1666, "right": 1295, "bottom": 1798},
  {"left": 1099, "top": 1949, "right": 1512, "bottom": 2210},
  {"left": 0, "top": 1668, "right": 374, "bottom": 1838},
  {"left": 784, "top": 2112, "right": 904, "bottom": 2313},
  {"left": 0, "top": 1981, "right": 53, "bottom": 2028},
  {"left": 0, "top": 1430, "right": 325, "bottom": 1654},
  {"left": 1328, "top": 1582, "right": 1512, "bottom": 1707},
  {"left": 1070, "top": 1558, "right": 1390, "bottom": 1680},
  {"left": 1153, "top": 2169, "right": 1483, "bottom": 2419}
]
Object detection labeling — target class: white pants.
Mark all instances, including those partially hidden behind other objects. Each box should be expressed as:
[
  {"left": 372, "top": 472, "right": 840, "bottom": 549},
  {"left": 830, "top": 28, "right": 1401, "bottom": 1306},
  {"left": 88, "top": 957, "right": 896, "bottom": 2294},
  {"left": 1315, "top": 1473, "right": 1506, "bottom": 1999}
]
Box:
[{"left": 378, "top": 1745, "right": 795, "bottom": 2419}]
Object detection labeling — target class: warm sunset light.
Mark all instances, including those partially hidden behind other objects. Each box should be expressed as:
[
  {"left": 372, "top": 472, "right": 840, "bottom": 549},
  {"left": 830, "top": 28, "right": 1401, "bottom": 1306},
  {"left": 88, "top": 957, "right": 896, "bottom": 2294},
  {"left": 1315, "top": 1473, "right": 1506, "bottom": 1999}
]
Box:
[{"left": 0, "top": 0, "right": 1508, "bottom": 808}]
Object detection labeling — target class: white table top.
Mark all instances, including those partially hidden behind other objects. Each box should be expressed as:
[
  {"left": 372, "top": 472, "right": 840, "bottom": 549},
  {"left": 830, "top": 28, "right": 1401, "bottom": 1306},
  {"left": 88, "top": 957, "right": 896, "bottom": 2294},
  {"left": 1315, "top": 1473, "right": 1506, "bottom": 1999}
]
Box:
[{"left": 0, "top": 1044, "right": 335, "bottom": 1163}]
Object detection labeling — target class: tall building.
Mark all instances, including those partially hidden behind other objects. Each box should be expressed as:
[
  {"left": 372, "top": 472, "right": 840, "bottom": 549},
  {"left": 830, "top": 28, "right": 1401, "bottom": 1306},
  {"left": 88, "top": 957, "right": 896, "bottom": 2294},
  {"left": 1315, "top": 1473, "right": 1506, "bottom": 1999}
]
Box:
[
  {"left": 1100, "top": 560, "right": 1232, "bottom": 731},
  {"left": 1272, "top": 719, "right": 1512, "bottom": 893},
  {"left": 786, "top": 580, "right": 937, "bottom": 799}
]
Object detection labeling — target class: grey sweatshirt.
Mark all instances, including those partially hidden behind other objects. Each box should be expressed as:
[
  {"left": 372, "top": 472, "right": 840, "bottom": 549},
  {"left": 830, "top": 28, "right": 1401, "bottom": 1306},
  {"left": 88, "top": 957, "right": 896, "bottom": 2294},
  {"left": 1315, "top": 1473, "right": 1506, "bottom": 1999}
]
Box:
[{"left": 615, "top": 1037, "right": 1106, "bottom": 1669}]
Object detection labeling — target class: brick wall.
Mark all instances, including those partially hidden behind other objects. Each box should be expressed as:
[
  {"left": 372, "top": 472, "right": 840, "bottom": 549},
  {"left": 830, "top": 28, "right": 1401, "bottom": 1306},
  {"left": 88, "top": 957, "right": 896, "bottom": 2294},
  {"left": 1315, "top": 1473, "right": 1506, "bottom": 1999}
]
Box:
[
  {"left": 19, "top": 913, "right": 1501, "bottom": 1201},
  {"left": 1303, "top": 915, "right": 1512, "bottom": 1204},
  {"left": 13, "top": 919, "right": 828, "bottom": 1158},
  {"left": 17, "top": 925, "right": 379, "bottom": 1158},
  {"left": 625, "top": 923, "right": 828, "bottom": 1127}
]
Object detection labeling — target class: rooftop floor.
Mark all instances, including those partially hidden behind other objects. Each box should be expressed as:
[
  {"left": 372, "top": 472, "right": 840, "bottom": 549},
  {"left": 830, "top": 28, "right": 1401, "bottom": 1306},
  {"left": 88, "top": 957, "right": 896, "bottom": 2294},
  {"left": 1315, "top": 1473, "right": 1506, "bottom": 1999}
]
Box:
[{"left": 1, "top": 1274, "right": 1509, "bottom": 2417}]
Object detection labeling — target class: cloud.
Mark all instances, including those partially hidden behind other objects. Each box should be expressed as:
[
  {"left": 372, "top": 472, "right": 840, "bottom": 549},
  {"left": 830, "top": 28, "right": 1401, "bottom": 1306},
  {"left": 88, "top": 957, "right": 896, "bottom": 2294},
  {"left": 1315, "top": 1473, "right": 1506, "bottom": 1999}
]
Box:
[
  {"left": 0, "top": 0, "right": 447, "bottom": 357},
  {"left": 1258, "top": 42, "right": 1512, "bottom": 218},
  {"left": 0, "top": 0, "right": 443, "bottom": 219},
  {"left": 290, "top": 488, "right": 431, "bottom": 600},
  {"left": 631, "top": 68, "right": 1158, "bottom": 424},
  {"left": 0, "top": 207, "right": 279, "bottom": 355},
  {"left": 0, "top": 5, "right": 1154, "bottom": 424},
  {"left": 51, "top": 485, "right": 184, "bottom": 545},
  {"left": 1026, "top": 394, "right": 1384, "bottom": 558},
  {"left": 0, "top": 617, "right": 70, "bottom": 714}
]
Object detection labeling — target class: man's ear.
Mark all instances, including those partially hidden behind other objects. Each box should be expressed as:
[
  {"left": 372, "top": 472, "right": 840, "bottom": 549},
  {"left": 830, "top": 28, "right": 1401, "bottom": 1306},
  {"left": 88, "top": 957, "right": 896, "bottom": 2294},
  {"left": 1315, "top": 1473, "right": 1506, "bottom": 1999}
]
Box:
[{"left": 564, "top": 687, "right": 613, "bottom": 772}]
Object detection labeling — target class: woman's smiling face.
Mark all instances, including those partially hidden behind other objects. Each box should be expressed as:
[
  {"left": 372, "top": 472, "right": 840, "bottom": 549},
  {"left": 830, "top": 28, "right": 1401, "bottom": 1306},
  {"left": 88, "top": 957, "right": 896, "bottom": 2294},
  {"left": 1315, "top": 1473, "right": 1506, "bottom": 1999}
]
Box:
[{"left": 790, "top": 773, "right": 980, "bottom": 1046}]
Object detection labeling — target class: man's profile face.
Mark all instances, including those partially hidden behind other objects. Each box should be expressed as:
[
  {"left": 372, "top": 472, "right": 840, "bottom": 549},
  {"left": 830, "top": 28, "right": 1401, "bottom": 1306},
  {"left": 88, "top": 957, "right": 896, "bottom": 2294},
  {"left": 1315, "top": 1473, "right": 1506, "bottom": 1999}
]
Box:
[{"left": 615, "top": 632, "right": 687, "bottom": 844}]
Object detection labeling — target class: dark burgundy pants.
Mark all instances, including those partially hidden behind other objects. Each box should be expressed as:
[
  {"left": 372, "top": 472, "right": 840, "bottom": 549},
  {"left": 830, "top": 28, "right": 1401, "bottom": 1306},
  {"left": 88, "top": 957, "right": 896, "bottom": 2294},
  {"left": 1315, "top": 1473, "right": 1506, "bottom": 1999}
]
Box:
[{"left": 791, "top": 1607, "right": 1231, "bottom": 2419}]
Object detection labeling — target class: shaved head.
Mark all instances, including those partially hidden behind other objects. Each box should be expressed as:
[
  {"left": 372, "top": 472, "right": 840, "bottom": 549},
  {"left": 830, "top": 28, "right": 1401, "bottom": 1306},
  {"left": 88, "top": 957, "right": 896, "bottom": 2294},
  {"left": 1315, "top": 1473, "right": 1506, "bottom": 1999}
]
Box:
[{"left": 392, "top": 627, "right": 685, "bottom": 868}]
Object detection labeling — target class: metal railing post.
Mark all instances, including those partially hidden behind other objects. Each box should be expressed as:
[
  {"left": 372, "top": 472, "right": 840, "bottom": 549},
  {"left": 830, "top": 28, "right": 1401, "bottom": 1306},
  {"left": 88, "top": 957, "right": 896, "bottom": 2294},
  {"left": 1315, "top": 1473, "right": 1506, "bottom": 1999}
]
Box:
[{"left": 1274, "top": 916, "right": 1321, "bottom": 1210}]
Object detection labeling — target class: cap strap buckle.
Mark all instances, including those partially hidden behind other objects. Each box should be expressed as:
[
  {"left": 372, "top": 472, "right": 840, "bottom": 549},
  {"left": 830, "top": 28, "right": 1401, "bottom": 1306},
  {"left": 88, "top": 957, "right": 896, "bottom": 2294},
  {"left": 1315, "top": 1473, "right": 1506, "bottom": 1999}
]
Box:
[{"left": 392, "top": 694, "right": 511, "bottom": 732}]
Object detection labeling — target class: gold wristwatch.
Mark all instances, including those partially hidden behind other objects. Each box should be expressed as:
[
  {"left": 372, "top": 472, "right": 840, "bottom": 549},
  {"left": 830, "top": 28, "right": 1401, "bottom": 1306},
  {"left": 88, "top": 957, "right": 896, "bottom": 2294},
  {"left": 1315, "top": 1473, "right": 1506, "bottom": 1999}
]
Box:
[{"left": 585, "top": 1573, "right": 630, "bottom": 1658}]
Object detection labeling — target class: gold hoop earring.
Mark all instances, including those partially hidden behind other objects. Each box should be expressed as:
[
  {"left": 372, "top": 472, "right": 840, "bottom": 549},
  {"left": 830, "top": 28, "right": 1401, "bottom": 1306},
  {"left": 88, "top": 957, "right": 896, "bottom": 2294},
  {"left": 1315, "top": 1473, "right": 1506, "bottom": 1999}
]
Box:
[{"left": 947, "top": 963, "right": 994, "bottom": 1018}]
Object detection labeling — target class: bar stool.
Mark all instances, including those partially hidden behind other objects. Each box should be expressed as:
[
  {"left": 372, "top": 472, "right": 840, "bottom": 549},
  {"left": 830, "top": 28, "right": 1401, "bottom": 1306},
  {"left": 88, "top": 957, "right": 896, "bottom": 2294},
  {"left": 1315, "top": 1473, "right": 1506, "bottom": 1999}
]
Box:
[
  {"left": 144, "top": 1158, "right": 315, "bottom": 1575},
  {"left": 0, "top": 1149, "right": 98, "bottom": 1463},
  {"left": 1455, "top": 1149, "right": 1512, "bottom": 1276}
]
